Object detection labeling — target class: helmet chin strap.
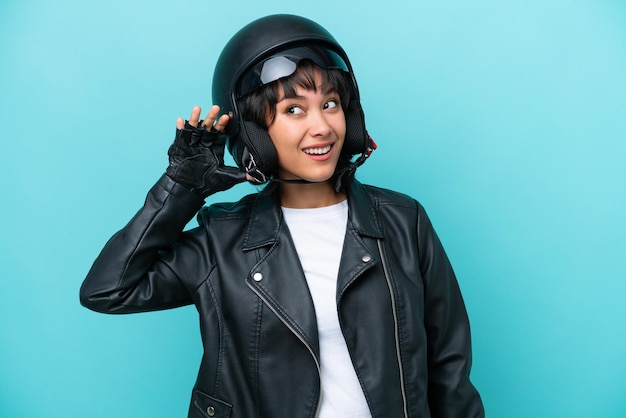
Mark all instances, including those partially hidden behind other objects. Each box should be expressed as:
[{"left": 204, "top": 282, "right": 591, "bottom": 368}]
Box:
[
  {"left": 269, "top": 178, "right": 313, "bottom": 185},
  {"left": 268, "top": 167, "right": 348, "bottom": 192},
  {"left": 269, "top": 177, "right": 344, "bottom": 194}
]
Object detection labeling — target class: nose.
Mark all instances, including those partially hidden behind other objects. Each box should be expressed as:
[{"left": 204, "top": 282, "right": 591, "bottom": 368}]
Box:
[{"left": 308, "top": 109, "right": 332, "bottom": 138}]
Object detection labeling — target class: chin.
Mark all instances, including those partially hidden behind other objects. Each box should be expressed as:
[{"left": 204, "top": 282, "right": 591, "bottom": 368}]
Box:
[
  {"left": 280, "top": 166, "right": 338, "bottom": 184},
  {"left": 301, "top": 170, "right": 337, "bottom": 184}
]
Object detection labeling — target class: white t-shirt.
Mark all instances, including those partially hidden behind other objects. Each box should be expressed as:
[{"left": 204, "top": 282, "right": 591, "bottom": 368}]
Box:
[{"left": 282, "top": 200, "right": 371, "bottom": 418}]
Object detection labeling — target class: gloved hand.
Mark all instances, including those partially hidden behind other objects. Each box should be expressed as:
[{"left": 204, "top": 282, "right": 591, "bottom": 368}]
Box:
[{"left": 166, "top": 106, "right": 246, "bottom": 198}]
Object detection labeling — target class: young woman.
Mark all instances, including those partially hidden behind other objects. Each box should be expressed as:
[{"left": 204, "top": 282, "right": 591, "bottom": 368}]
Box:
[{"left": 80, "top": 14, "right": 485, "bottom": 418}]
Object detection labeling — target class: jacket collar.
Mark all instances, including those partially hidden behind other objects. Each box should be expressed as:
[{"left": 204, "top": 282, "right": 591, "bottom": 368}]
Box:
[{"left": 242, "top": 180, "right": 383, "bottom": 251}]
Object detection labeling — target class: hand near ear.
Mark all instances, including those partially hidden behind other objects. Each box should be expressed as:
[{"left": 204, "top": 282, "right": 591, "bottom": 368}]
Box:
[{"left": 166, "top": 105, "right": 248, "bottom": 198}]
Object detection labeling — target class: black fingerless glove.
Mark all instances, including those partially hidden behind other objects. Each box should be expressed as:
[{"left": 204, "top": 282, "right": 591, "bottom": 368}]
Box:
[{"left": 166, "top": 121, "right": 246, "bottom": 198}]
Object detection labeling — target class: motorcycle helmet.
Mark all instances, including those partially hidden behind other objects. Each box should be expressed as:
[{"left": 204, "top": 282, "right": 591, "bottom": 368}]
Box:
[{"left": 212, "top": 14, "right": 374, "bottom": 188}]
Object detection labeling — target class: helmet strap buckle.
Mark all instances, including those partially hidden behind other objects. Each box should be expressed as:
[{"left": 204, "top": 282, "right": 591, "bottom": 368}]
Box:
[{"left": 244, "top": 151, "right": 267, "bottom": 183}]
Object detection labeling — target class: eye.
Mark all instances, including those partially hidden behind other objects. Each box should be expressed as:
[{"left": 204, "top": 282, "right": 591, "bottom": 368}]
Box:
[
  {"left": 324, "top": 99, "right": 339, "bottom": 110},
  {"left": 286, "top": 105, "right": 304, "bottom": 115}
]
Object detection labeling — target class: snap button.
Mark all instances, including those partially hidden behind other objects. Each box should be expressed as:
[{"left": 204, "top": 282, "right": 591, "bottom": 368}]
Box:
[
  {"left": 207, "top": 406, "right": 215, "bottom": 416},
  {"left": 253, "top": 272, "right": 263, "bottom": 282},
  {"left": 362, "top": 254, "right": 372, "bottom": 263}
]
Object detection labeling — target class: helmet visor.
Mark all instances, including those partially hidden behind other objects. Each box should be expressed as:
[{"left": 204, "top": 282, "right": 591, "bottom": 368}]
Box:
[{"left": 238, "top": 45, "right": 349, "bottom": 98}]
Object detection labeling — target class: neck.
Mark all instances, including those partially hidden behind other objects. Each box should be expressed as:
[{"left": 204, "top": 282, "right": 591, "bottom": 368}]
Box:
[{"left": 278, "top": 180, "right": 346, "bottom": 209}]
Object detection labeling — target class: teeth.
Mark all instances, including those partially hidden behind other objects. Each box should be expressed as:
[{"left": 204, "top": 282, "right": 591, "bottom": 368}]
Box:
[{"left": 303, "top": 145, "right": 331, "bottom": 155}]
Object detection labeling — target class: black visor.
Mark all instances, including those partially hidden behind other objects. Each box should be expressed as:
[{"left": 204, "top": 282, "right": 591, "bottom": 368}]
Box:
[{"left": 237, "top": 45, "right": 349, "bottom": 98}]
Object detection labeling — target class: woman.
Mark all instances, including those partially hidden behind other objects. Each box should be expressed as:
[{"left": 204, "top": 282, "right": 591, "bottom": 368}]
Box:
[{"left": 80, "top": 14, "right": 485, "bottom": 418}]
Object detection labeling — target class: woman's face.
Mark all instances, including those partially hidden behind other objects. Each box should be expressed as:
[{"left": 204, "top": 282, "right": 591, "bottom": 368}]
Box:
[{"left": 267, "top": 71, "right": 346, "bottom": 183}]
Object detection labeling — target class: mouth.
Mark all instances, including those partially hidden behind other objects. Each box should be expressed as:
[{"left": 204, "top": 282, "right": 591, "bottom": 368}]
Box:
[{"left": 303, "top": 144, "right": 332, "bottom": 155}]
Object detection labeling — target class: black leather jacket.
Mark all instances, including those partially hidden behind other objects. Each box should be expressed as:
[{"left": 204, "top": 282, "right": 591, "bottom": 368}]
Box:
[{"left": 80, "top": 174, "right": 484, "bottom": 418}]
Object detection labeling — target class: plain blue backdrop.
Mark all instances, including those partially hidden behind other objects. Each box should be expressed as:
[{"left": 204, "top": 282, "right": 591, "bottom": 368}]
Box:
[{"left": 1, "top": 0, "right": 625, "bottom": 417}]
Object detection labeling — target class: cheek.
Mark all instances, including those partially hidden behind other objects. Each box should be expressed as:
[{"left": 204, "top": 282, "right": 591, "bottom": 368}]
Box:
[
  {"left": 267, "top": 122, "right": 281, "bottom": 146},
  {"left": 335, "top": 115, "right": 347, "bottom": 141},
  {"left": 268, "top": 117, "right": 301, "bottom": 145},
  {"left": 267, "top": 124, "right": 292, "bottom": 157}
]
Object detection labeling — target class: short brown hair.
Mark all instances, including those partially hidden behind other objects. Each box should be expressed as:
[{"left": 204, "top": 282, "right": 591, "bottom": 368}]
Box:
[{"left": 240, "top": 60, "right": 351, "bottom": 128}]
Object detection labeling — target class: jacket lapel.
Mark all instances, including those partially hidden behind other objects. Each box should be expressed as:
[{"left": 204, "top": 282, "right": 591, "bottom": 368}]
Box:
[
  {"left": 243, "top": 193, "right": 320, "bottom": 357},
  {"left": 241, "top": 181, "right": 384, "bottom": 357},
  {"left": 336, "top": 229, "right": 380, "bottom": 300},
  {"left": 336, "top": 180, "right": 385, "bottom": 299}
]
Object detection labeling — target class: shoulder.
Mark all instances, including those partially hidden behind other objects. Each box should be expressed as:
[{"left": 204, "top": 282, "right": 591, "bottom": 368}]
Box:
[
  {"left": 356, "top": 181, "right": 425, "bottom": 213},
  {"left": 197, "top": 192, "right": 261, "bottom": 223},
  {"left": 354, "top": 183, "right": 443, "bottom": 259},
  {"left": 348, "top": 180, "right": 432, "bottom": 237}
]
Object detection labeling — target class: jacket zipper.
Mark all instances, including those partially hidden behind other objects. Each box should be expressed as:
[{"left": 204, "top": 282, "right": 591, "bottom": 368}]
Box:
[
  {"left": 246, "top": 281, "right": 323, "bottom": 418},
  {"left": 377, "top": 239, "right": 409, "bottom": 418}
]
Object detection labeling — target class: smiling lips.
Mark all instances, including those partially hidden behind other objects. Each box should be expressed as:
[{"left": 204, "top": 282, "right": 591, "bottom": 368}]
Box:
[{"left": 303, "top": 144, "right": 332, "bottom": 155}]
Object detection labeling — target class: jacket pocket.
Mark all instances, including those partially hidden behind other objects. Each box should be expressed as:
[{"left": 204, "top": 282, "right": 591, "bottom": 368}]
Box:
[{"left": 191, "top": 389, "right": 232, "bottom": 418}]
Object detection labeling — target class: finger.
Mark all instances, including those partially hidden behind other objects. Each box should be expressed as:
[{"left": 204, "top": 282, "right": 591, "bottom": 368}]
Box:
[
  {"left": 176, "top": 117, "right": 184, "bottom": 130},
  {"left": 213, "top": 113, "right": 230, "bottom": 132},
  {"left": 201, "top": 105, "right": 221, "bottom": 130},
  {"left": 188, "top": 106, "right": 202, "bottom": 128}
]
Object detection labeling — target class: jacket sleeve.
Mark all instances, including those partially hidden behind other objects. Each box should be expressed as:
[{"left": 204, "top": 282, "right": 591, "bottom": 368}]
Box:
[
  {"left": 79, "top": 174, "right": 207, "bottom": 314},
  {"left": 416, "top": 204, "right": 485, "bottom": 418}
]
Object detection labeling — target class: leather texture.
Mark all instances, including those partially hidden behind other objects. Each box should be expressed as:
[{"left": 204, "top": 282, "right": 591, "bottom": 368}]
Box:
[
  {"left": 166, "top": 122, "right": 247, "bottom": 197},
  {"left": 80, "top": 174, "right": 484, "bottom": 418}
]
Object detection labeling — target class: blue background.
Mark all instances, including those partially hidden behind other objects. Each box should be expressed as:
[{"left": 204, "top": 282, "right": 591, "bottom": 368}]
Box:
[{"left": 1, "top": 0, "right": 625, "bottom": 417}]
